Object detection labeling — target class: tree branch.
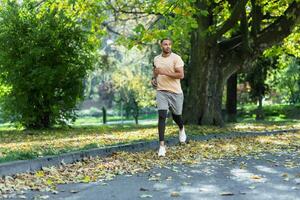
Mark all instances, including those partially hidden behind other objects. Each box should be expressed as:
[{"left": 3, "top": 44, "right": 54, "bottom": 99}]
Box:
[
  {"left": 218, "top": 35, "right": 242, "bottom": 52},
  {"left": 211, "top": 0, "right": 248, "bottom": 40},
  {"left": 32, "top": 0, "right": 49, "bottom": 9},
  {"left": 112, "top": 8, "right": 162, "bottom": 16},
  {"left": 240, "top": 5, "right": 250, "bottom": 52},
  {"left": 211, "top": 0, "right": 227, "bottom": 10},
  {"left": 250, "top": 0, "right": 262, "bottom": 39},
  {"left": 254, "top": 1, "right": 300, "bottom": 52},
  {"left": 105, "top": 0, "right": 162, "bottom": 16},
  {"left": 221, "top": 1, "right": 300, "bottom": 80},
  {"left": 111, "top": 14, "right": 151, "bottom": 22},
  {"left": 102, "top": 22, "right": 122, "bottom": 36}
]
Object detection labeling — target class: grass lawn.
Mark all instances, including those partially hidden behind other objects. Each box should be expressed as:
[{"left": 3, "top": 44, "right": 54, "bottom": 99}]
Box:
[
  {"left": 73, "top": 113, "right": 157, "bottom": 126},
  {"left": 0, "top": 118, "right": 300, "bottom": 163}
]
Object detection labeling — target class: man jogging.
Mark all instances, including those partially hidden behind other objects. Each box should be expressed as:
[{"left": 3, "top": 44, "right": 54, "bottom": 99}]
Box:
[{"left": 151, "top": 38, "right": 186, "bottom": 157}]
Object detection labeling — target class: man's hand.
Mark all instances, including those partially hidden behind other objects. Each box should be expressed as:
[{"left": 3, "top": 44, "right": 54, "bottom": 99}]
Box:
[
  {"left": 154, "top": 66, "right": 184, "bottom": 79},
  {"left": 151, "top": 77, "right": 157, "bottom": 88},
  {"left": 154, "top": 67, "right": 165, "bottom": 76}
]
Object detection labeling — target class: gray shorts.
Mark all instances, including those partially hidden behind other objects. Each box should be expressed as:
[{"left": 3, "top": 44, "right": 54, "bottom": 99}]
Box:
[{"left": 156, "top": 90, "right": 184, "bottom": 115}]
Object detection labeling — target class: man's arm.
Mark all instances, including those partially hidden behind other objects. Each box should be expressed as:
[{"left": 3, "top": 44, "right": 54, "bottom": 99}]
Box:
[
  {"left": 154, "top": 67, "right": 184, "bottom": 79},
  {"left": 151, "top": 62, "right": 158, "bottom": 88},
  {"left": 152, "top": 62, "right": 157, "bottom": 78}
]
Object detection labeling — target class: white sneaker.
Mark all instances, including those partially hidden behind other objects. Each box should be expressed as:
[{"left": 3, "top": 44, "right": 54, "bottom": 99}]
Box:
[
  {"left": 158, "top": 145, "right": 166, "bottom": 157},
  {"left": 179, "top": 126, "right": 187, "bottom": 143}
]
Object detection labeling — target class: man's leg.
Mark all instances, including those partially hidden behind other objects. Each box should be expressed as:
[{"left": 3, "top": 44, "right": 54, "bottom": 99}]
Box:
[
  {"left": 169, "top": 92, "right": 186, "bottom": 143},
  {"left": 156, "top": 91, "right": 170, "bottom": 156},
  {"left": 158, "top": 110, "right": 168, "bottom": 145},
  {"left": 172, "top": 113, "right": 184, "bottom": 130}
]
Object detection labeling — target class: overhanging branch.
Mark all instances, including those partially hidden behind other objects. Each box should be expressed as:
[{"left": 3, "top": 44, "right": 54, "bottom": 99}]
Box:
[
  {"left": 102, "top": 22, "right": 122, "bottom": 35},
  {"left": 254, "top": 1, "right": 300, "bottom": 51},
  {"left": 211, "top": 0, "right": 248, "bottom": 40}
]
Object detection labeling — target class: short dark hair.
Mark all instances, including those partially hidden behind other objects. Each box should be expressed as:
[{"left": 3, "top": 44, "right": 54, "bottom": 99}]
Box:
[{"left": 160, "top": 38, "right": 172, "bottom": 44}]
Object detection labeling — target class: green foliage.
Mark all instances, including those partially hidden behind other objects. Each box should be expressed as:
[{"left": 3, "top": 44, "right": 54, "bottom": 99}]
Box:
[
  {"left": 0, "top": 0, "right": 99, "bottom": 128},
  {"left": 113, "top": 66, "right": 156, "bottom": 122},
  {"left": 106, "top": 0, "right": 197, "bottom": 61},
  {"left": 246, "top": 56, "right": 278, "bottom": 102},
  {"left": 268, "top": 55, "right": 300, "bottom": 104},
  {"left": 282, "top": 26, "right": 300, "bottom": 57},
  {"left": 238, "top": 103, "right": 300, "bottom": 120}
]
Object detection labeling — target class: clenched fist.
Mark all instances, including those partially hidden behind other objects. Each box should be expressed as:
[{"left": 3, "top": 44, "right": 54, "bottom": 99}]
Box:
[{"left": 151, "top": 77, "right": 157, "bottom": 88}]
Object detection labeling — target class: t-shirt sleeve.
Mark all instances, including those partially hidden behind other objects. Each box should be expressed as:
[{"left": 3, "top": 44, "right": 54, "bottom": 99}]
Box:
[{"left": 175, "top": 56, "right": 184, "bottom": 68}]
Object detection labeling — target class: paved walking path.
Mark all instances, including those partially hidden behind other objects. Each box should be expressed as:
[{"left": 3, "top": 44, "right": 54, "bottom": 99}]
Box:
[{"left": 8, "top": 149, "right": 300, "bottom": 200}]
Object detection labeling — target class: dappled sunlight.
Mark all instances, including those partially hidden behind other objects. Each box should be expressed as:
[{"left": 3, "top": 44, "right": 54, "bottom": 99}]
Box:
[
  {"left": 153, "top": 182, "right": 169, "bottom": 190},
  {"left": 231, "top": 168, "right": 267, "bottom": 183},
  {"left": 197, "top": 184, "right": 221, "bottom": 193},
  {"left": 271, "top": 184, "right": 292, "bottom": 191},
  {"left": 177, "top": 184, "right": 222, "bottom": 200},
  {"left": 255, "top": 133, "right": 300, "bottom": 147},
  {"left": 230, "top": 122, "right": 300, "bottom": 132},
  {"left": 231, "top": 123, "right": 270, "bottom": 130},
  {"left": 215, "top": 143, "right": 238, "bottom": 152},
  {"left": 255, "top": 165, "right": 279, "bottom": 174},
  {"left": 177, "top": 185, "right": 201, "bottom": 194}
]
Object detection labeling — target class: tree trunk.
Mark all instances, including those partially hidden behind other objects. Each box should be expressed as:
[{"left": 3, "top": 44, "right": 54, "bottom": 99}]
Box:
[
  {"left": 226, "top": 73, "right": 237, "bottom": 122},
  {"left": 41, "top": 112, "right": 51, "bottom": 128},
  {"left": 256, "top": 96, "right": 264, "bottom": 120},
  {"left": 184, "top": 33, "right": 225, "bottom": 126},
  {"left": 102, "top": 106, "right": 107, "bottom": 124},
  {"left": 133, "top": 101, "right": 139, "bottom": 125}
]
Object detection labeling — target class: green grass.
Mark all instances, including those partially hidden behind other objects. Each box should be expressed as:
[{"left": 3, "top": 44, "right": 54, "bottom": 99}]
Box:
[
  {"left": 0, "top": 104, "right": 299, "bottom": 163},
  {"left": 238, "top": 103, "right": 300, "bottom": 119},
  {"left": 0, "top": 151, "right": 38, "bottom": 163},
  {"left": 0, "top": 123, "right": 161, "bottom": 163},
  {"left": 73, "top": 113, "right": 157, "bottom": 126}
]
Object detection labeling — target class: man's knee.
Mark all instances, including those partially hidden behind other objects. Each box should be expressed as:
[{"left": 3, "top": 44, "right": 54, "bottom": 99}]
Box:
[
  {"left": 172, "top": 113, "right": 181, "bottom": 118},
  {"left": 158, "top": 110, "right": 168, "bottom": 119}
]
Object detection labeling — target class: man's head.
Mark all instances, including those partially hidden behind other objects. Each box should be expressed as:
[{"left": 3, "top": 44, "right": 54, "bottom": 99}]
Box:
[{"left": 160, "top": 38, "right": 172, "bottom": 54}]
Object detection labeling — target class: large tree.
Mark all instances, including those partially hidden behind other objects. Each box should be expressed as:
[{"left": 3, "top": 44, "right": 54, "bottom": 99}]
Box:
[
  {"left": 102, "top": 0, "right": 300, "bottom": 126},
  {"left": 185, "top": 0, "right": 300, "bottom": 125}
]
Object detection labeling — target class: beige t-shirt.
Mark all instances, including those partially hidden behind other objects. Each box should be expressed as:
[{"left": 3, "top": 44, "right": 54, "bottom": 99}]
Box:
[{"left": 154, "top": 52, "right": 184, "bottom": 94}]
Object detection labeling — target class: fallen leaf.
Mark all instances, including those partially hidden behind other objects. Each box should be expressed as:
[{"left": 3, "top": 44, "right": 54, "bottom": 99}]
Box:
[
  {"left": 220, "top": 192, "right": 234, "bottom": 196},
  {"left": 250, "top": 175, "right": 262, "bottom": 180},
  {"left": 170, "top": 191, "right": 180, "bottom": 197}
]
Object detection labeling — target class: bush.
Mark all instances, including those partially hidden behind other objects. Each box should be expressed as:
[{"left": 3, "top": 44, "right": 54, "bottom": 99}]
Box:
[{"left": 0, "top": 1, "right": 97, "bottom": 128}]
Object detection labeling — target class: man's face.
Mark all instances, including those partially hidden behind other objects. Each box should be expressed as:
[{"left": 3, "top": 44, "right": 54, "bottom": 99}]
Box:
[{"left": 160, "top": 40, "right": 172, "bottom": 54}]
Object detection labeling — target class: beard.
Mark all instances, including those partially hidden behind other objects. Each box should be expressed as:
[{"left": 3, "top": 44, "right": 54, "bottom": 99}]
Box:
[{"left": 163, "top": 48, "right": 171, "bottom": 54}]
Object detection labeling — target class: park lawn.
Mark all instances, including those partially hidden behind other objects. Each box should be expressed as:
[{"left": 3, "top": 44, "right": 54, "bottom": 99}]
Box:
[
  {"left": 0, "top": 120, "right": 300, "bottom": 163},
  {"left": 73, "top": 113, "right": 157, "bottom": 126}
]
